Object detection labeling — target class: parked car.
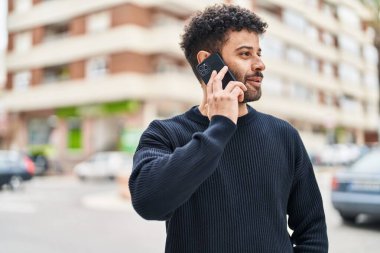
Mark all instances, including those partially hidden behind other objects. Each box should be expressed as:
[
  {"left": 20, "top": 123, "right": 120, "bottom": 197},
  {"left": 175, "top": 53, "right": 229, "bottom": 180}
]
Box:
[
  {"left": 316, "top": 144, "right": 363, "bottom": 166},
  {"left": 74, "top": 151, "right": 133, "bottom": 181},
  {"left": 0, "top": 150, "right": 35, "bottom": 190},
  {"left": 331, "top": 147, "right": 380, "bottom": 223}
]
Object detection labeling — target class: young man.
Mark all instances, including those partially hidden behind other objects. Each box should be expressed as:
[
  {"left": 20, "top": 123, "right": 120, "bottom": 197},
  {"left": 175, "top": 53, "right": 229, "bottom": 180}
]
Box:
[{"left": 129, "top": 4, "right": 328, "bottom": 253}]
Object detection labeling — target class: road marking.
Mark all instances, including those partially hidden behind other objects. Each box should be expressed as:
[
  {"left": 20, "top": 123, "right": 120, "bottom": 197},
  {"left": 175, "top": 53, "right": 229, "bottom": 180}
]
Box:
[
  {"left": 0, "top": 202, "right": 37, "bottom": 213},
  {"left": 82, "top": 191, "right": 134, "bottom": 212}
]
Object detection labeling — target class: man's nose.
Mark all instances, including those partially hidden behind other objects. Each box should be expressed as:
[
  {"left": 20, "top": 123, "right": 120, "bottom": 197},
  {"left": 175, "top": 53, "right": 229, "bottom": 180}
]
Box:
[{"left": 252, "top": 58, "right": 265, "bottom": 72}]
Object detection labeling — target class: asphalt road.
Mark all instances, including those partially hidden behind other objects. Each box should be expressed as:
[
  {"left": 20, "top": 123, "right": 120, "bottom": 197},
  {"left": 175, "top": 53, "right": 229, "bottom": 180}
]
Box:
[{"left": 0, "top": 170, "right": 379, "bottom": 253}]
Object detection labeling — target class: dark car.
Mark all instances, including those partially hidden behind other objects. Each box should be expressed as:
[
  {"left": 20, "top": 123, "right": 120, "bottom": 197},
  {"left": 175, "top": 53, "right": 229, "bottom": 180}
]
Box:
[
  {"left": 0, "top": 150, "right": 35, "bottom": 190},
  {"left": 331, "top": 148, "right": 380, "bottom": 223}
]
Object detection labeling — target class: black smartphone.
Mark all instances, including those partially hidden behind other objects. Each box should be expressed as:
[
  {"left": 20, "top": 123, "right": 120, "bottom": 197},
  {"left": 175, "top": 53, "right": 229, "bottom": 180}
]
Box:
[{"left": 196, "top": 53, "right": 236, "bottom": 89}]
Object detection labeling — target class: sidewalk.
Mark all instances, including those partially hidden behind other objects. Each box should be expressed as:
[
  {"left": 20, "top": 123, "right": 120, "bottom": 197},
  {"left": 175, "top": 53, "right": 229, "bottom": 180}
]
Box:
[{"left": 82, "top": 190, "right": 134, "bottom": 212}]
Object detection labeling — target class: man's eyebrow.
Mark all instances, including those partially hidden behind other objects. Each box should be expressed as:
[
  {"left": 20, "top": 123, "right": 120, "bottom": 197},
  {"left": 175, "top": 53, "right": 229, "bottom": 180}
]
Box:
[{"left": 235, "top": 46, "right": 261, "bottom": 52}]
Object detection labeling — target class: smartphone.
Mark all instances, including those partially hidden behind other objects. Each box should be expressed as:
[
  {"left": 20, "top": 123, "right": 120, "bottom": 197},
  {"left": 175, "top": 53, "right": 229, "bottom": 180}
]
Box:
[{"left": 196, "top": 53, "right": 236, "bottom": 89}]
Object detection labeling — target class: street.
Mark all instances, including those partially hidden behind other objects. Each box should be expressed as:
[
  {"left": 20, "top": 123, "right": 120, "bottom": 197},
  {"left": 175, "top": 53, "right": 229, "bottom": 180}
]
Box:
[{"left": 0, "top": 170, "right": 379, "bottom": 253}]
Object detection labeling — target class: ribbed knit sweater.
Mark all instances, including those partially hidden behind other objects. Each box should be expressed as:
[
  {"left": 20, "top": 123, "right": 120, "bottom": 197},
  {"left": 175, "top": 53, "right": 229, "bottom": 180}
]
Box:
[{"left": 129, "top": 105, "right": 328, "bottom": 253}]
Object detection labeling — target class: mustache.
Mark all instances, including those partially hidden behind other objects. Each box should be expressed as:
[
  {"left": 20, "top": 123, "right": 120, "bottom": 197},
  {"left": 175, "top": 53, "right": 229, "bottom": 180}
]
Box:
[{"left": 244, "top": 72, "right": 264, "bottom": 81}]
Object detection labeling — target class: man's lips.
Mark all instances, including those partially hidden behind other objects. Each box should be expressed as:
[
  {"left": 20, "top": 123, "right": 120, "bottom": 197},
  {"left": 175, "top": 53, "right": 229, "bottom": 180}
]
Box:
[{"left": 246, "top": 77, "right": 262, "bottom": 88}]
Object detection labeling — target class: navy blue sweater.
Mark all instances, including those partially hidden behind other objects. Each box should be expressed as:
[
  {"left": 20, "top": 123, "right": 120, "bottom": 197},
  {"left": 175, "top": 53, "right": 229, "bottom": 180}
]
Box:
[{"left": 129, "top": 105, "right": 328, "bottom": 252}]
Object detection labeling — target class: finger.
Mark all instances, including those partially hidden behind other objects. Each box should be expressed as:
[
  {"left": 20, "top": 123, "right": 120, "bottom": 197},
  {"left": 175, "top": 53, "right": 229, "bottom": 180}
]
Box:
[
  {"left": 207, "top": 70, "right": 217, "bottom": 95},
  {"left": 224, "top": 81, "right": 247, "bottom": 93},
  {"left": 238, "top": 90, "right": 245, "bottom": 102},
  {"left": 213, "top": 66, "right": 228, "bottom": 92},
  {"left": 231, "top": 86, "right": 244, "bottom": 98}
]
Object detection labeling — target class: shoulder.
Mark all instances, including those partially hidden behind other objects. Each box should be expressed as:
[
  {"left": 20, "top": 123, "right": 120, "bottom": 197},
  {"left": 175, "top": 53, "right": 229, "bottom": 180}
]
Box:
[
  {"left": 139, "top": 113, "right": 189, "bottom": 148},
  {"left": 256, "top": 111, "right": 298, "bottom": 136},
  {"left": 148, "top": 112, "right": 190, "bottom": 134}
]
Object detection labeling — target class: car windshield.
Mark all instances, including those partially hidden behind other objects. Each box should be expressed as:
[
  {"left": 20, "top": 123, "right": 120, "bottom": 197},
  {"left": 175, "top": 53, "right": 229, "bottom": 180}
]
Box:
[{"left": 349, "top": 149, "right": 380, "bottom": 173}]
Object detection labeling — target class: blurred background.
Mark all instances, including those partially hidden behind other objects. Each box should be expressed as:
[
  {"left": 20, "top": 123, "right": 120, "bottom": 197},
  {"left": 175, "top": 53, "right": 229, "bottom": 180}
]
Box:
[{"left": 0, "top": 0, "right": 380, "bottom": 252}]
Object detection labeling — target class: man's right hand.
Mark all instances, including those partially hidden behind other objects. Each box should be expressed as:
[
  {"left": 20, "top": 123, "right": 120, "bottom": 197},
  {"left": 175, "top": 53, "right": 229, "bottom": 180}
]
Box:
[{"left": 205, "top": 66, "right": 247, "bottom": 125}]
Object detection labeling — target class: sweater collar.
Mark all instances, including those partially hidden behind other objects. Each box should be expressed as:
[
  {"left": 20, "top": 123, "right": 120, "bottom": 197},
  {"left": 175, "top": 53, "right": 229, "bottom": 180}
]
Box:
[{"left": 185, "top": 104, "right": 258, "bottom": 127}]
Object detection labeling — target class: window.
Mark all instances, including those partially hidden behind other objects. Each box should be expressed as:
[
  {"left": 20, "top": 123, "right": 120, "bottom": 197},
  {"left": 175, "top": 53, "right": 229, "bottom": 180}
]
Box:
[
  {"left": 338, "top": 63, "right": 360, "bottom": 84},
  {"left": 322, "top": 62, "right": 334, "bottom": 78},
  {"left": 86, "top": 56, "right": 108, "bottom": 79},
  {"left": 338, "top": 34, "right": 361, "bottom": 57},
  {"left": 15, "top": 32, "right": 32, "bottom": 52},
  {"left": 283, "top": 10, "right": 307, "bottom": 32},
  {"left": 154, "top": 13, "right": 182, "bottom": 27},
  {"left": 307, "top": 57, "right": 319, "bottom": 74},
  {"left": 43, "top": 22, "right": 70, "bottom": 42},
  {"left": 43, "top": 64, "right": 70, "bottom": 84},
  {"left": 289, "top": 82, "right": 314, "bottom": 102},
  {"left": 340, "top": 96, "right": 362, "bottom": 113},
  {"left": 364, "top": 73, "right": 378, "bottom": 90},
  {"left": 322, "top": 32, "right": 334, "bottom": 46},
  {"left": 306, "top": 25, "right": 319, "bottom": 41},
  {"left": 304, "top": 0, "right": 319, "bottom": 9},
  {"left": 337, "top": 6, "right": 360, "bottom": 29},
  {"left": 322, "top": 3, "right": 335, "bottom": 18},
  {"left": 233, "top": 0, "right": 251, "bottom": 9},
  {"left": 260, "top": 35, "right": 285, "bottom": 59},
  {"left": 262, "top": 75, "right": 284, "bottom": 96},
  {"left": 155, "top": 57, "right": 189, "bottom": 74},
  {"left": 86, "top": 11, "right": 110, "bottom": 33},
  {"left": 286, "top": 47, "right": 305, "bottom": 66},
  {"left": 14, "top": 0, "right": 32, "bottom": 13},
  {"left": 13, "top": 71, "right": 31, "bottom": 91},
  {"left": 363, "top": 44, "right": 378, "bottom": 65}
]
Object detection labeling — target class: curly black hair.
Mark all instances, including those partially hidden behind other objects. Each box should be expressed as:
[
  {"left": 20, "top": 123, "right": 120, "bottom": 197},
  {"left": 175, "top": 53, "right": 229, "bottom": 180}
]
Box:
[{"left": 180, "top": 4, "right": 268, "bottom": 82}]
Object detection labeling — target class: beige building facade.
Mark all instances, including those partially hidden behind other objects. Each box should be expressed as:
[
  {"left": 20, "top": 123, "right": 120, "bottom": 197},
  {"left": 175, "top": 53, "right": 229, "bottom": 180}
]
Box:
[{"left": 1, "top": 0, "right": 379, "bottom": 169}]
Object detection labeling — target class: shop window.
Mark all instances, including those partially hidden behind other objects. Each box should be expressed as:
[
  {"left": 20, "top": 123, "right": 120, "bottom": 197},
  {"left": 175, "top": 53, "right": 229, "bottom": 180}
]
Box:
[
  {"left": 28, "top": 118, "right": 50, "bottom": 145},
  {"left": 67, "top": 117, "right": 82, "bottom": 150}
]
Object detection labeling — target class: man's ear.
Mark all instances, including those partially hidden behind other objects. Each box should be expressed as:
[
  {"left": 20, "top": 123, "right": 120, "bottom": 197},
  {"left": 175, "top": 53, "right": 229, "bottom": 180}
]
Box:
[{"left": 196, "top": 50, "right": 211, "bottom": 64}]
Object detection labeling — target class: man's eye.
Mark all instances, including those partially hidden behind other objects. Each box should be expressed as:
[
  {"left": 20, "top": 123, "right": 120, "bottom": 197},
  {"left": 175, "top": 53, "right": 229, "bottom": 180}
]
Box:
[{"left": 240, "top": 52, "right": 251, "bottom": 56}]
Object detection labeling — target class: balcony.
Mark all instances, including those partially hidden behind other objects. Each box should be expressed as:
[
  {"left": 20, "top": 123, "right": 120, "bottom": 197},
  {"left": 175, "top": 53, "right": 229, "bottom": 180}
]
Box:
[
  {"left": 0, "top": 71, "right": 200, "bottom": 112},
  {"left": 259, "top": 12, "right": 340, "bottom": 64},
  {"left": 8, "top": 0, "right": 214, "bottom": 32},
  {"left": 6, "top": 24, "right": 184, "bottom": 71},
  {"left": 265, "top": 58, "right": 341, "bottom": 95}
]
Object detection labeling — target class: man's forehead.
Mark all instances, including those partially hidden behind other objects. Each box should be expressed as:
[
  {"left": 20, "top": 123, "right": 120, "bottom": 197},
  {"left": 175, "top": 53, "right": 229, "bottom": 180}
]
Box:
[{"left": 225, "top": 30, "right": 261, "bottom": 48}]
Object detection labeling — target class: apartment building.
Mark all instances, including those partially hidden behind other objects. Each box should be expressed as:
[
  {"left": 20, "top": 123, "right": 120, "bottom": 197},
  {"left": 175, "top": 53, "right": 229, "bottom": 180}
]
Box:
[
  {"left": 1, "top": 0, "right": 379, "bottom": 168},
  {"left": 254, "top": 0, "right": 379, "bottom": 151}
]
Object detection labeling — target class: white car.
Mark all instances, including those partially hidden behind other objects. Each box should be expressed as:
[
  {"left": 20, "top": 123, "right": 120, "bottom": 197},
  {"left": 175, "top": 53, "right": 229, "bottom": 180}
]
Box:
[{"left": 74, "top": 152, "right": 133, "bottom": 180}]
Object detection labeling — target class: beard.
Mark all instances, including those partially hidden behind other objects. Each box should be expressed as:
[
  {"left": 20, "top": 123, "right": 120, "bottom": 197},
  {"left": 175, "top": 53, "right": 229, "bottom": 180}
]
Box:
[{"left": 229, "top": 68, "right": 263, "bottom": 103}]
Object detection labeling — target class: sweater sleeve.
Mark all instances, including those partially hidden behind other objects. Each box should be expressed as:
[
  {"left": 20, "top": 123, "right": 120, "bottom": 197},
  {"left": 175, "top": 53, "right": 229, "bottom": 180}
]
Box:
[
  {"left": 129, "top": 115, "right": 237, "bottom": 221},
  {"left": 287, "top": 131, "right": 328, "bottom": 253}
]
